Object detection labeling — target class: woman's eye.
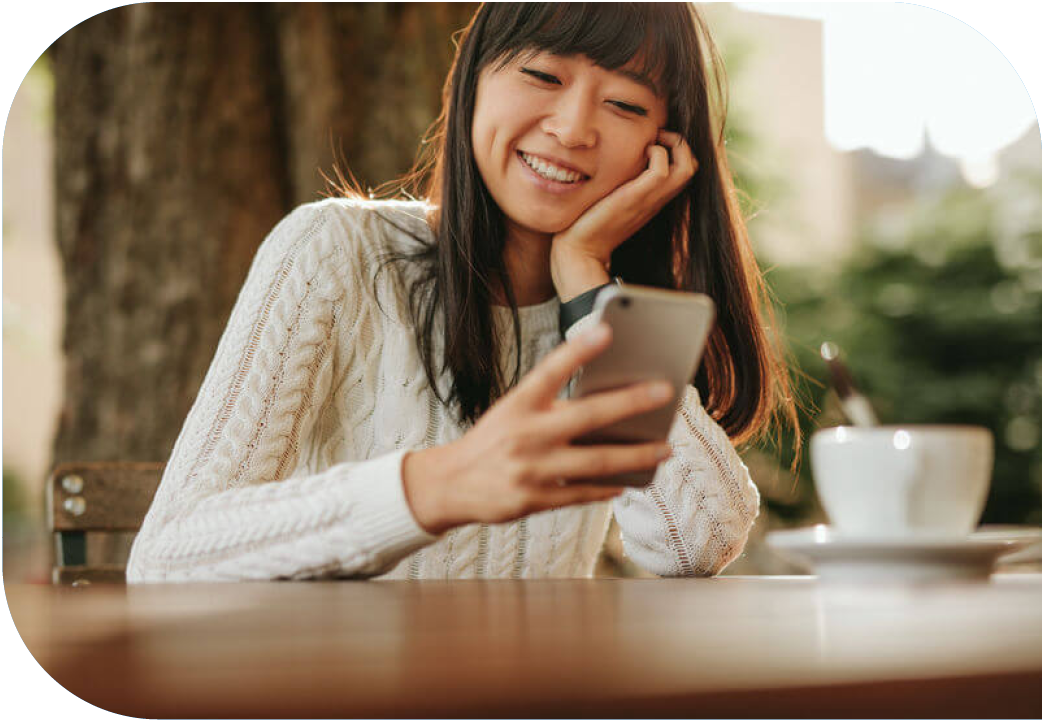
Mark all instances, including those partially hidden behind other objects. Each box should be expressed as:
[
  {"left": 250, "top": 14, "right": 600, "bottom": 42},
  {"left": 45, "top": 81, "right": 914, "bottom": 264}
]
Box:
[
  {"left": 610, "top": 101, "right": 648, "bottom": 117},
  {"left": 520, "top": 68, "right": 561, "bottom": 85},
  {"left": 519, "top": 66, "right": 647, "bottom": 117}
]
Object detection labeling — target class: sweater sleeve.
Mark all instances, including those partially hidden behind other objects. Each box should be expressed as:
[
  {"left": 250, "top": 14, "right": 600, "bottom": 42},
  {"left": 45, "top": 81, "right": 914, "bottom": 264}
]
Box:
[
  {"left": 126, "top": 201, "right": 438, "bottom": 583},
  {"left": 563, "top": 311, "right": 760, "bottom": 577}
]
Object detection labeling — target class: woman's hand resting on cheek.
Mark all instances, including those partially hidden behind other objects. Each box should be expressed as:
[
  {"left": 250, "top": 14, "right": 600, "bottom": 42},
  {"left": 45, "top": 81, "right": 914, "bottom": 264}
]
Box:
[
  {"left": 550, "top": 130, "right": 698, "bottom": 298},
  {"left": 401, "top": 323, "right": 675, "bottom": 535}
]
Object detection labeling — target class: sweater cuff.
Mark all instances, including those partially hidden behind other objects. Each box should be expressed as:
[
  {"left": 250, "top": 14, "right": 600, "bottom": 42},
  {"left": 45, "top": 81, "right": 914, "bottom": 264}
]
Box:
[
  {"left": 563, "top": 310, "right": 603, "bottom": 343},
  {"left": 344, "top": 448, "right": 439, "bottom": 562},
  {"left": 558, "top": 277, "right": 622, "bottom": 339},
  {"left": 559, "top": 281, "right": 613, "bottom": 337}
]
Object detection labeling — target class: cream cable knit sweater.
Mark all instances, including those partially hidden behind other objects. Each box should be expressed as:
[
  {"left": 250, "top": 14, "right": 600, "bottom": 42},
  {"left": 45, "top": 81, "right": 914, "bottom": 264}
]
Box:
[{"left": 126, "top": 198, "right": 760, "bottom": 582}]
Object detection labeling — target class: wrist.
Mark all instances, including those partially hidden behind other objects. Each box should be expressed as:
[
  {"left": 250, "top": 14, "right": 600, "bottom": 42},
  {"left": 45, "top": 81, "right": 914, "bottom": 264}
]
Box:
[
  {"left": 550, "top": 251, "right": 611, "bottom": 302},
  {"left": 402, "top": 444, "right": 461, "bottom": 536}
]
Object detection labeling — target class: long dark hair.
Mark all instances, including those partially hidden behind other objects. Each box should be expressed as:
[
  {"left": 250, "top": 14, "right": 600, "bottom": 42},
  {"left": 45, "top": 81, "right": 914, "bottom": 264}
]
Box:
[{"left": 329, "top": 2, "right": 800, "bottom": 458}]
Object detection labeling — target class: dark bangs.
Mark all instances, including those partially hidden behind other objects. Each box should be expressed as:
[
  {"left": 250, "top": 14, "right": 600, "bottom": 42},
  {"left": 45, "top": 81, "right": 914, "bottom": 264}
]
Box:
[{"left": 476, "top": 3, "right": 698, "bottom": 129}]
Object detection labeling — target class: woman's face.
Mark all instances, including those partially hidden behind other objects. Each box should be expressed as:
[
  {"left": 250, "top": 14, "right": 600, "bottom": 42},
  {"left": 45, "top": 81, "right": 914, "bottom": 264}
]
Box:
[{"left": 471, "top": 50, "right": 668, "bottom": 239}]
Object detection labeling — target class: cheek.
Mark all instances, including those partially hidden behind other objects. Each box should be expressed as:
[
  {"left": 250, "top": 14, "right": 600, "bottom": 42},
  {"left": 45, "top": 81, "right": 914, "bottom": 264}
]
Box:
[
  {"left": 471, "top": 79, "right": 507, "bottom": 171},
  {"left": 624, "top": 147, "right": 650, "bottom": 178},
  {"left": 472, "top": 106, "right": 518, "bottom": 176},
  {"left": 471, "top": 119, "right": 504, "bottom": 188},
  {"left": 603, "top": 141, "right": 651, "bottom": 189},
  {"left": 471, "top": 98, "right": 491, "bottom": 152}
]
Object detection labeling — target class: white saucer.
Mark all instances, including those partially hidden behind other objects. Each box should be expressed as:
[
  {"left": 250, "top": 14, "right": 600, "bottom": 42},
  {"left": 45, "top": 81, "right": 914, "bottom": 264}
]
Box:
[{"left": 766, "top": 525, "right": 1042, "bottom": 582}]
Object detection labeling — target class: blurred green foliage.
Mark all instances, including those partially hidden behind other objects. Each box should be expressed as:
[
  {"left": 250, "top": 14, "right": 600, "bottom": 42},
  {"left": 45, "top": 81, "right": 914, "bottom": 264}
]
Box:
[
  {"left": 763, "top": 171, "right": 1042, "bottom": 525},
  {"left": 3, "top": 466, "right": 28, "bottom": 525}
]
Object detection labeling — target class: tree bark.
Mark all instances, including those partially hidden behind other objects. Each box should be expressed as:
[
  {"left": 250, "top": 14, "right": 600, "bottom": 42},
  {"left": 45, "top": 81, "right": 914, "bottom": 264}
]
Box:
[
  {"left": 50, "top": 3, "right": 474, "bottom": 469},
  {"left": 274, "top": 3, "right": 475, "bottom": 202},
  {"left": 51, "top": 4, "right": 286, "bottom": 466}
]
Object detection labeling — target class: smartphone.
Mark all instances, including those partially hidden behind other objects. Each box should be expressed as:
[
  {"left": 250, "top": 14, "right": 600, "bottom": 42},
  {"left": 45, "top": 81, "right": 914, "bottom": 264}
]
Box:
[{"left": 569, "top": 283, "right": 716, "bottom": 487}]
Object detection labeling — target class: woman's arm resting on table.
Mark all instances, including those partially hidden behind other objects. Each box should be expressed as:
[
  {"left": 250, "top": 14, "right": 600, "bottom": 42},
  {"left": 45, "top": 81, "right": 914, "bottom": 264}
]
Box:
[
  {"left": 563, "top": 312, "right": 760, "bottom": 578},
  {"left": 127, "top": 203, "right": 438, "bottom": 583}
]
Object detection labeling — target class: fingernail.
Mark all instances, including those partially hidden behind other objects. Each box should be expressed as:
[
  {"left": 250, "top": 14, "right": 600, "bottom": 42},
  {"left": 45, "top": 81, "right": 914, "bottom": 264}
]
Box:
[
  {"left": 582, "top": 324, "right": 609, "bottom": 345},
  {"left": 658, "top": 445, "right": 673, "bottom": 460}
]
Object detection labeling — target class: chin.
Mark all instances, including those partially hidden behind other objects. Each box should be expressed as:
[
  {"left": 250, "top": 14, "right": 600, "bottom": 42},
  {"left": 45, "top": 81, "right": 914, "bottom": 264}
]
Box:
[
  {"left": 537, "top": 219, "right": 573, "bottom": 234},
  {"left": 525, "top": 220, "right": 572, "bottom": 237},
  {"left": 511, "top": 209, "right": 583, "bottom": 236}
]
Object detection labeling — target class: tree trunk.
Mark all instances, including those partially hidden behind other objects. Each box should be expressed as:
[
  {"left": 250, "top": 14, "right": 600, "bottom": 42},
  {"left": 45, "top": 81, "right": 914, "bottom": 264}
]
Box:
[
  {"left": 274, "top": 3, "right": 476, "bottom": 202},
  {"left": 51, "top": 4, "right": 287, "bottom": 466},
  {"left": 50, "top": 3, "right": 474, "bottom": 469}
]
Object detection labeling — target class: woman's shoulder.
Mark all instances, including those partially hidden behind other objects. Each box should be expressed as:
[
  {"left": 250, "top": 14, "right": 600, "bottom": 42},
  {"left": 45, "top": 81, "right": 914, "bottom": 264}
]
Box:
[
  {"left": 275, "top": 197, "right": 432, "bottom": 318},
  {"left": 251, "top": 198, "right": 431, "bottom": 326},
  {"left": 266, "top": 196, "right": 432, "bottom": 258},
  {"left": 300, "top": 196, "right": 434, "bottom": 261}
]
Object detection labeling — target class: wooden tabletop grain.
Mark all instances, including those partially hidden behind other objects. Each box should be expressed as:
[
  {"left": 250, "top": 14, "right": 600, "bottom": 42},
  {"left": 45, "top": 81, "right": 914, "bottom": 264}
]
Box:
[{"left": 8, "top": 576, "right": 1042, "bottom": 718}]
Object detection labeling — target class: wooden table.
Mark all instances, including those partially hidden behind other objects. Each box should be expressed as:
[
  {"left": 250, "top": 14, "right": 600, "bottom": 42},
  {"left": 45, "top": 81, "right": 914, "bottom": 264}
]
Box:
[{"left": 8, "top": 576, "right": 1042, "bottom": 718}]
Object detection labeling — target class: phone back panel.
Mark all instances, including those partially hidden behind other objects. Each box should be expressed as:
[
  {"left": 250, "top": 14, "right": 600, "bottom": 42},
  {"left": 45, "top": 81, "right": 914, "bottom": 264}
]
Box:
[{"left": 570, "top": 284, "right": 715, "bottom": 486}]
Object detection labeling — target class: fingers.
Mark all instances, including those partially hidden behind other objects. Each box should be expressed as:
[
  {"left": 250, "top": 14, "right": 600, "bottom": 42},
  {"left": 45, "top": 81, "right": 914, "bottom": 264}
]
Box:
[
  {"left": 630, "top": 130, "right": 695, "bottom": 203},
  {"left": 657, "top": 129, "right": 699, "bottom": 178},
  {"left": 646, "top": 143, "right": 670, "bottom": 179},
  {"left": 513, "top": 322, "right": 612, "bottom": 407},
  {"left": 533, "top": 440, "right": 673, "bottom": 485},
  {"left": 539, "top": 379, "right": 675, "bottom": 442}
]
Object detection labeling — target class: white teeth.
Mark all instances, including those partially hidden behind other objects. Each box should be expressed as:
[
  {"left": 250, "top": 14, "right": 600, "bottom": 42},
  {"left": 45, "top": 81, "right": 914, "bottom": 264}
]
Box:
[{"left": 521, "top": 152, "right": 583, "bottom": 183}]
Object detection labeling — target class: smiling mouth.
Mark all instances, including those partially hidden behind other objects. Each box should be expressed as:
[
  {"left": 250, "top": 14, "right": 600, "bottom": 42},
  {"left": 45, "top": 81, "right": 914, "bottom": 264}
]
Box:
[{"left": 517, "top": 151, "right": 590, "bottom": 184}]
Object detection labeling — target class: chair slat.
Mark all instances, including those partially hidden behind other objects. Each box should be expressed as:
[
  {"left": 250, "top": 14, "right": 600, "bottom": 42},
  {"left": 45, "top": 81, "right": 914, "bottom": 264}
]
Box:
[
  {"left": 55, "top": 530, "right": 87, "bottom": 566},
  {"left": 49, "top": 461, "right": 164, "bottom": 532}
]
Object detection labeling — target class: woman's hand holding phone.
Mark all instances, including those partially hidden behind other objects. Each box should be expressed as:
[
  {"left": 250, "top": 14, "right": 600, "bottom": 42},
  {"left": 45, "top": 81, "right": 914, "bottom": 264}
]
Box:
[{"left": 402, "top": 323, "right": 674, "bottom": 535}]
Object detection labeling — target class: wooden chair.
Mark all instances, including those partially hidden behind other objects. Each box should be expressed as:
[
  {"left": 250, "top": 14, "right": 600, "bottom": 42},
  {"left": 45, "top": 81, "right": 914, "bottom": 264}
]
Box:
[{"left": 47, "top": 462, "right": 164, "bottom": 585}]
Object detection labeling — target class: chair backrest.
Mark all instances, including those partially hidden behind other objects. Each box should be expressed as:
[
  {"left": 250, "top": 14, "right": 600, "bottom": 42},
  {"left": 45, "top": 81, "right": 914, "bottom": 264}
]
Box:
[{"left": 47, "top": 461, "right": 164, "bottom": 585}]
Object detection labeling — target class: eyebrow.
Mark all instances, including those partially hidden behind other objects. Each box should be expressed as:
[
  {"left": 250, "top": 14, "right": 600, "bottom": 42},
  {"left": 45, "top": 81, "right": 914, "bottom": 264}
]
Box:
[
  {"left": 512, "top": 48, "right": 663, "bottom": 99},
  {"left": 612, "top": 67, "right": 661, "bottom": 99}
]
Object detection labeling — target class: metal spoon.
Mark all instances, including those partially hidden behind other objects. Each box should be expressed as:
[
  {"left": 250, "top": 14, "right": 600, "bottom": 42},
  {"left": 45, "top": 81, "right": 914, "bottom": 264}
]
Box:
[{"left": 820, "top": 341, "right": 880, "bottom": 427}]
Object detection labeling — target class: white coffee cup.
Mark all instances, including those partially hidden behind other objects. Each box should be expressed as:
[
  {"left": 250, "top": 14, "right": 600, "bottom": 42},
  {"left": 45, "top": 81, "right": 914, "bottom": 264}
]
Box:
[{"left": 810, "top": 425, "right": 993, "bottom": 538}]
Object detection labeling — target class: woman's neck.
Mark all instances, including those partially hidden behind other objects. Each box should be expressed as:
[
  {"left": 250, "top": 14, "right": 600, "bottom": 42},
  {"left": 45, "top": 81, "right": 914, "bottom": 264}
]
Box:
[{"left": 491, "top": 224, "right": 556, "bottom": 307}]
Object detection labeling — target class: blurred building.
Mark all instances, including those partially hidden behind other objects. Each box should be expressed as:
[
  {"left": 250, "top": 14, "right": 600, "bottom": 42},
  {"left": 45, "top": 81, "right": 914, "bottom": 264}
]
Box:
[
  {"left": 706, "top": 4, "right": 858, "bottom": 267},
  {"left": 711, "top": 3, "right": 1041, "bottom": 266},
  {"left": 852, "top": 124, "right": 1042, "bottom": 221}
]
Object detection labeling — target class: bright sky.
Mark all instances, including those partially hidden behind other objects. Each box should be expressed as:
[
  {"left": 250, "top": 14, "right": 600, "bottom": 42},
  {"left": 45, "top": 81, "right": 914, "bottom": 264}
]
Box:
[{"left": 736, "top": 2, "right": 1038, "bottom": 185}]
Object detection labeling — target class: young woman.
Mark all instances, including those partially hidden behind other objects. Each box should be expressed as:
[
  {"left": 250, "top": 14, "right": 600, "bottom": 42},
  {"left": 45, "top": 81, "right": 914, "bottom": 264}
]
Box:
[{"left": 127, "top": 3, "right": 798, "bottom": 582}]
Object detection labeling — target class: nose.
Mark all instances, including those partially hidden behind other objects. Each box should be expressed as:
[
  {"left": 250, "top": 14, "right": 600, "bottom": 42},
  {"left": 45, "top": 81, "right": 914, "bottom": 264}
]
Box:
[{"left": 541, "top": 89, "right": 597, "bottom": 148}]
